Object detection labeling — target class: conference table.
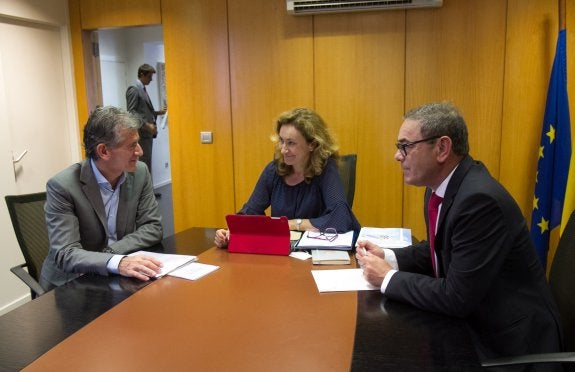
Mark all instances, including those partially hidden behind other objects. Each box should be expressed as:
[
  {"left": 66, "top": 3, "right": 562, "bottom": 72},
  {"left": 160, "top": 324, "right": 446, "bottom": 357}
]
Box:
[{"left": 0, "top": 228, "right": 481, "bottom": 371}]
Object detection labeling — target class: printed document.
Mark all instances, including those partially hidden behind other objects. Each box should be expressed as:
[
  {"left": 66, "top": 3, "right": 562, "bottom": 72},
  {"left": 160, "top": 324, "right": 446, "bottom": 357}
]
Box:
[
  {"left": 128, "top": 251, "right": 197, "bottom": 278},
  {"left": 357, "top": 227, "right": 412, "bottom": 248}
]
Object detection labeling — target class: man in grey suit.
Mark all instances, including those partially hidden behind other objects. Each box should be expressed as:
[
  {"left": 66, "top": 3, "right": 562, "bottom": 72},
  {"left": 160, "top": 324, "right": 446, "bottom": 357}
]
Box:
[
  {"left": 356, "top": 102, "right": 563, "bottom": 365},
  {"left": 40, "top": 106, "right": 164, "bottom": 290},
  {"left": 126, "top": 63, "right": 165, "bottom": 173}
]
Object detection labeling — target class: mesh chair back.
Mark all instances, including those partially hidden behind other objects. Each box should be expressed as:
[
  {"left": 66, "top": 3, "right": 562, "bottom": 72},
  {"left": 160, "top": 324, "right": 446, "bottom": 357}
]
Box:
[
  {"left": 549, "top": 209, "right": 575, "bottom": 352},
  {"left": 338, "top": 154, "right": 357, "bottom": 208},
  {"left": 5, "top": 192, "right": 49, "bottom": 281}
]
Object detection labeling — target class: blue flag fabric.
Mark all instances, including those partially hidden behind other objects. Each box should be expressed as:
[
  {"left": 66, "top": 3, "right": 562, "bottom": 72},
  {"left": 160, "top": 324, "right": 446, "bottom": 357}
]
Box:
[{"left": 530, "top": 29, "right": 572, "bottom": 269}]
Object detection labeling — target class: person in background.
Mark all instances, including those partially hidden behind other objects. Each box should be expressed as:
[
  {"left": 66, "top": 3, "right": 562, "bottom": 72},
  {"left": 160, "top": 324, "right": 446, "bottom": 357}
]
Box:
[
  {"left": 215, "top": 107, "right": 360, "bottom": 248},
  {"left": 40, "top": 106, "right": 164, "bottom": 290},
  {"left": 125, "top": 63, "right": 166, "bottom": 174},
  {"left": 356, "top": 102, "right": 563, "bottom": 366}
]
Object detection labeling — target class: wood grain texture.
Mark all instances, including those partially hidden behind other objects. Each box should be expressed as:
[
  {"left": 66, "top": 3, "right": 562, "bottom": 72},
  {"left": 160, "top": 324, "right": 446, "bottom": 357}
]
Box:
[
  {"left": 162, "top": 0, "right": 235, "bottom": 230},
  {"left": 79, "top": 0, "right": 161, "bottom": 29},
  {"left": 314, "top": 11, "right": 406, "bottom": 228},
  {"left": 228, "top": 0, "right": 315, "bottom": 212}
]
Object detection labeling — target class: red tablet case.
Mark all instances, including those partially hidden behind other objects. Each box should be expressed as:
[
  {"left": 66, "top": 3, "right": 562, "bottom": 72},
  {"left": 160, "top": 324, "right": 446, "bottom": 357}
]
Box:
[{"left": 225, "top": 215, "right": 291, "bottom": 256}]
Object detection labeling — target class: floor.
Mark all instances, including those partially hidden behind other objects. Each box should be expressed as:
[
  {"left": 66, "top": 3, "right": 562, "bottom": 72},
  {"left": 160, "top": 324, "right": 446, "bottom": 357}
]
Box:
[{"left": 154, "top": 183, "right": 175, "bottom": 237}]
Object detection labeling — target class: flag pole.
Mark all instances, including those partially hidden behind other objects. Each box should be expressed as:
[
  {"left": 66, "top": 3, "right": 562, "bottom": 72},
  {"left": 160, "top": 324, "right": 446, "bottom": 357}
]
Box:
[{"left": 559, "top": 0, "right": 565, "bottom": 31}]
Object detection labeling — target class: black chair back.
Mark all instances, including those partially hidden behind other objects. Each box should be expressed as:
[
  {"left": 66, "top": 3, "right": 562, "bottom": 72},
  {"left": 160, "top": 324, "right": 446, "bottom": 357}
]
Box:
[
  {"left": 482, "top": 210, "right": 575, "bottom": 369},
  {"left": 5, "top": 192, "right": 48, "bottom": 297},
  {"left": 549, "top": 209, "right": 575, "bottom": 352},
  {"left": 338, "top": 154, "right": 357, "bottom": 208}
]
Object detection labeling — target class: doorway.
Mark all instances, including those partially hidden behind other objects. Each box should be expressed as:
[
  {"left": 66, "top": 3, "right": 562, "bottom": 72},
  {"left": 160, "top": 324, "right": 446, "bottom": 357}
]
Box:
[{"left": 97, "top": 25, "right": 174, "bottom": 236}]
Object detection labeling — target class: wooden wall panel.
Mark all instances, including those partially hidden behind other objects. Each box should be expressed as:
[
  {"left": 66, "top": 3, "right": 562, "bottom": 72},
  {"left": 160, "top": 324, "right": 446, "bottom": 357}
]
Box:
[
  {"left": 314, "top": 12, "right": 406, "bottom": 228},
  {"left": 228, "top": 0, "right": 314, "bottom": 212},
  {"left": 69, "top": 0, "right": 571, "bottom": 238},
  {"left": 162, "top": 0, "right": 234, "bottom": 230},
  {"left": 404, "top": 0, "right": 507, "bottom": 239},
  {"left": 80, "top": 0, "right": 161, "bottom": 29},
  {"left": 501, "top": 1, "right": 558, "bottom": 222},
  {"left": 68, "top": 0, "right": 89, "bottom": 145}
]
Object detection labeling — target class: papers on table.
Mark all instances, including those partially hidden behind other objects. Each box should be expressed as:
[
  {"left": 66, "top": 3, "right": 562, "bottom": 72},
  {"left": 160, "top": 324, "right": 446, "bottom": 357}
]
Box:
[
  {"left": 128, "top": 251, "right": 219, "bottom": 281},
  {"left": 295, "top": 230, "right": 354, "bottom": 250},
  {"left": 128, "top": 251, "right": 198, "bottom": 278},
  {"left": 357, "top": 227, "right": 412, "bottom": 248},
  {"left": 311, "top": 269, "right": 378, "bottom": 292},
  {"left": 169, "top": 262, "right": 220, "bottom": 281}
]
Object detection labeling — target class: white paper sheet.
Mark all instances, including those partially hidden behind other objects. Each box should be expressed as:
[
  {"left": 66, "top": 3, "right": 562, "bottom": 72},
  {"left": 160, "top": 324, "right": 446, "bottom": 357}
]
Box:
[
  {"left": 169, "top": 262, "right": 220, "bottom": 281},
  {"left": 311, "top": 268, "right": 378, "bottom": 292}
]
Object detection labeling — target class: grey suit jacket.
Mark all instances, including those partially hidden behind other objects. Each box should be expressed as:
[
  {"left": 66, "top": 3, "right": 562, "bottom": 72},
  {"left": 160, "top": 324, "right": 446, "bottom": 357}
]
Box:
[
  {"left": 40, "top": 159, "right": 163, "bottom": 288},
  {"left": 126, "top": 79, "right": 156, "bottom": 138},
  {"left": 386, "top": 155, "right": 563, "bottom": 358}
]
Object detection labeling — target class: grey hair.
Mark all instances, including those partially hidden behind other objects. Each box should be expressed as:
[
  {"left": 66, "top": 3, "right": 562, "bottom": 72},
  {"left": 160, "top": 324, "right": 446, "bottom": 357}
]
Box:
[
  {"left": 83, "top": 106, "right": 140, "bottom": 160},
  {"left": 404, "top": 101, "right": 469, "bottom": 156}
]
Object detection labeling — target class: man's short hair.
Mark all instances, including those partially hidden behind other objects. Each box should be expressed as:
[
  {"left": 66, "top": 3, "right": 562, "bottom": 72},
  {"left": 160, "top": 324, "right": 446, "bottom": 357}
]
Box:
[
  {"left": 404, "top": 101, "right": 469, "bottom": 157},
  {"left": 83, "top": 106, "right": 139, "bottom": 160},
  {"left": 137, "top": 63, "right": 156, "bottom": 77}
]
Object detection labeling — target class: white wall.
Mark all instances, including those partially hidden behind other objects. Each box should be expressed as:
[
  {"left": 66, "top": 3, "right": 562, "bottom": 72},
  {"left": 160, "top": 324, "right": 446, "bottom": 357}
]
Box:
[
  {"left": 0, "top": 0, "right": 79, "bottom": 315},
  {"left": 99, "top": 26, "right": 171, "bottom": 187}
]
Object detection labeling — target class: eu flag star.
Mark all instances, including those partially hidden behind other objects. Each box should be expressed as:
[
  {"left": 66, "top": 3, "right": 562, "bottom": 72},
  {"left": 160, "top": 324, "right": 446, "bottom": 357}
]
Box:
[
  {"left": 546, "top": 124, "right": 556, "bottom": 144},
  {"left": 537, "top": 217, "right": 549, "bottom": 234}
]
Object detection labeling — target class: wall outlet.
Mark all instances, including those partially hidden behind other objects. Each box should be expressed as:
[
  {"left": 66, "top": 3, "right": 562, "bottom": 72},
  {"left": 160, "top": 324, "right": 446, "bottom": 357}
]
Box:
[{"left": 200, "top": 131, "right": 213, "bottom": 144}]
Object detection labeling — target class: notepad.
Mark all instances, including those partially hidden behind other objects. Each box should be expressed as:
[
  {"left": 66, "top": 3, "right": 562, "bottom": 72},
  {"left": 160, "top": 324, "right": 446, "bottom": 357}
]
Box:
[{"left": 311, "top": 250, "right": 350, "bottom": 265}]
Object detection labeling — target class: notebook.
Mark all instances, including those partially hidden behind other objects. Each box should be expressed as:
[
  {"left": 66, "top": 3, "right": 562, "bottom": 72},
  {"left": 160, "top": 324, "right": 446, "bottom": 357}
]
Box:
[{"left": 225, "top": 214, "right": 291, "bottom": 256}]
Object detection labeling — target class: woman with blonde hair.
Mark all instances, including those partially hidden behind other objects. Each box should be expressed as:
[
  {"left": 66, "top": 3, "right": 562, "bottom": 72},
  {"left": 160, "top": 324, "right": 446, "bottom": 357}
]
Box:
[{"left": 215, "top": 107, "right": 360, "bottom": 248}]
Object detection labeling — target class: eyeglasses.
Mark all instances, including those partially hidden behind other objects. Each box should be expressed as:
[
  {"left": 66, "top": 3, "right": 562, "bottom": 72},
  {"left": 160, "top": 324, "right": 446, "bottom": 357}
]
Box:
[
  {"left": 307, "top": 228, "right": 338, "bottom": 242},
  {"left": 395, "top": 135, "right": 441, "bottom": 157}
]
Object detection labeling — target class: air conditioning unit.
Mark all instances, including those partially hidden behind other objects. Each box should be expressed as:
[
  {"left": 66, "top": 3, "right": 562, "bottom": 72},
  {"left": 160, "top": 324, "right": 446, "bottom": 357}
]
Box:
[{"left": 287, "top": 0, "right": 442, "bottom": 15}]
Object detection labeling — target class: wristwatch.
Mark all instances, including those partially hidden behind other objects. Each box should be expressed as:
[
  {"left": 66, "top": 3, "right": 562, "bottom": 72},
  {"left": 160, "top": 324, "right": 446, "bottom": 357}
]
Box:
[{"left": 296, "top": 218, "right": 302, "bottom": 231}]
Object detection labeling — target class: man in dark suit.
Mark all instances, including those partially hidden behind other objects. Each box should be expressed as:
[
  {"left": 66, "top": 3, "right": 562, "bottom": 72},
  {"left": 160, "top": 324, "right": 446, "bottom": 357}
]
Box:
[
  {"left": 40, "top": 106, "right": 164, "bottom": 290},
  {"left": 125, "top": 63, "right": 166, "bottom": 173},
  {"left": 356, "top": 102, "right": 563, "bottom": 365}
]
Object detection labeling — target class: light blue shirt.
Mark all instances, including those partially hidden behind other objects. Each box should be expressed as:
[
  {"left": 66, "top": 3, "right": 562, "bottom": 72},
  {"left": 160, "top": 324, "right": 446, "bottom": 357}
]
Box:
[{"left": 90, "top": 159, "right": 126, "bottom": 274}]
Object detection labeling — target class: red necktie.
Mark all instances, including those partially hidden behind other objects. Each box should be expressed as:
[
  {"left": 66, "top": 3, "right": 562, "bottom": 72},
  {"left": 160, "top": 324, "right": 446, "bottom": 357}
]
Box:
[{"left": 428, "top": 192, "right": 443, "bottom": 277}]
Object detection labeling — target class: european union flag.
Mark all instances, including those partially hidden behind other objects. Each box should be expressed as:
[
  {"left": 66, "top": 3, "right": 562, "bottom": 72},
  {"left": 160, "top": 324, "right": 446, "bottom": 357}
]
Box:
[{"left": 531, "top": 29, "right": 571, "bottom": 269}]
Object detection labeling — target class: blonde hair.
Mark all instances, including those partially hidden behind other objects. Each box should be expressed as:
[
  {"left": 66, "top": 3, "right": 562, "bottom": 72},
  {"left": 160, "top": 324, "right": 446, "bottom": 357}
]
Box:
[{"left": 271, "top": 108, "right": 339, "bottom": 183}]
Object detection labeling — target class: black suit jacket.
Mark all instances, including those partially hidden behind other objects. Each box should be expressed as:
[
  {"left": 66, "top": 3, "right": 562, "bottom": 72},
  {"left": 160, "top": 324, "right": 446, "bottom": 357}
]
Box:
[{"left": 386, "top": 155, "right": 563, "bottom": 358}]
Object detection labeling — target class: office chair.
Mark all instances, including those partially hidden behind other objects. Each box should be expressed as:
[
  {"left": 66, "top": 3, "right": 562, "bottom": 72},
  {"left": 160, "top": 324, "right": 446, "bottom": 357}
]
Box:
[
  {"left": 482, "top": 209, "right": 575, "bottom": 370},
  {"left": 5, "top": 192, "right": 48, "bottom": 298},
  {"left": 338, "top": 154, "right": 357, "bottom": 208}
]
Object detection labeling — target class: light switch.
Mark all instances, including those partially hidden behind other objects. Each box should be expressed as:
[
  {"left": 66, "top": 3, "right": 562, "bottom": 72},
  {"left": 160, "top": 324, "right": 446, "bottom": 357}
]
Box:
[{"left": 200, "top": 131, "right": 213, "bottom": 144}]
